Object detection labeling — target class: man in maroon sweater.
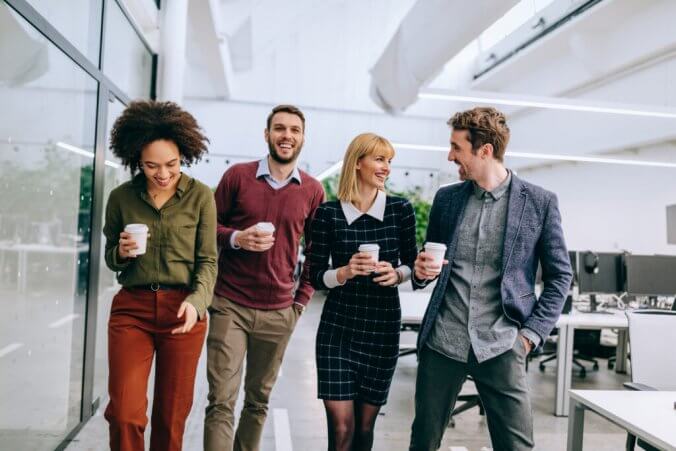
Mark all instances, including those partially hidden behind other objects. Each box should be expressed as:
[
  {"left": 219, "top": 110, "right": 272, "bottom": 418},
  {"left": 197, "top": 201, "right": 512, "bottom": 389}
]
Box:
[{"left": 204, "top": 105, "right": 325, "bottom": 451}]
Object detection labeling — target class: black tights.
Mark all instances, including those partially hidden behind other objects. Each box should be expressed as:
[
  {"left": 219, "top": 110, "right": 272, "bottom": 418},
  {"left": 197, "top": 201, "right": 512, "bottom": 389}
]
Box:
[{"left": 323, "top": 399, "right": 382, "bottom": 451}]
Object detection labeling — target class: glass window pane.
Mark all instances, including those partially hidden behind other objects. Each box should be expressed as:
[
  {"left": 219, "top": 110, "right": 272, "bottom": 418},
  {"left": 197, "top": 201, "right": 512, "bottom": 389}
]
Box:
[
  {"left": 25, "top": 0, "right": 102, "bottom": 64},
  {"left": 0, "top": 4, "right": 97, "bottom": 449},
  {"left": 92, "top": 95, "right": 129, "bottom": 404},
  {"left": 102, "top": 1, "right": 153, "bottom": 99}
]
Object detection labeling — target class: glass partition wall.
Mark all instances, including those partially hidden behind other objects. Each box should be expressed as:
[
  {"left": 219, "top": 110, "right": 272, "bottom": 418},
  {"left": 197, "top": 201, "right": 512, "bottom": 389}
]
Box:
[{"left": 0, "top": 1, "right": 154, "bottom": 449}]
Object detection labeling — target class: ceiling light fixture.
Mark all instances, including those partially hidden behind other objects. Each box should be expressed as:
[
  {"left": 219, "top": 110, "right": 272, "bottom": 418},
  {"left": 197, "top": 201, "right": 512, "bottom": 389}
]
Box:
[
  {"left": 392, "top": 143, "right": 676, "bottom": 169},
  {"left": 418, "top": 90, "right": 676, "bottom": 120}
]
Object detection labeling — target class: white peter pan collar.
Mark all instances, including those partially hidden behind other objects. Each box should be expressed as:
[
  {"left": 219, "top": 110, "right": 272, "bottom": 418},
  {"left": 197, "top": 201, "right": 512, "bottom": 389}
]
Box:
[{"left": 340, "top": 190, "right": 386, "bottom": 225}]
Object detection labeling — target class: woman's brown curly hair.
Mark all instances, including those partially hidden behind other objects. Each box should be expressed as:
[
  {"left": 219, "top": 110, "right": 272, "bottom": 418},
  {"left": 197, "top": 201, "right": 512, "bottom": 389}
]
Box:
[{"left": 109, "top": 100, "right": 209, "bottom": 174}]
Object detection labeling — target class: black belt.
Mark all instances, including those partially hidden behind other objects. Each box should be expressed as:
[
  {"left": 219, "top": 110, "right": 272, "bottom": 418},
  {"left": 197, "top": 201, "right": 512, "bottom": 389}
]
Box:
[{"left": 131, "top": 283, "right": 189, "bottom": 292}]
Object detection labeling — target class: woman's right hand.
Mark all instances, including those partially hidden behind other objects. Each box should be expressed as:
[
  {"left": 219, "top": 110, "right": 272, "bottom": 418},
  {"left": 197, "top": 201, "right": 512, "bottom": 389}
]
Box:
[
  {"left": 118, "top": 231, "right": 139, "bottom": 259},
  {"left": 337, "top": 252, "right": 376, "bottom": 283}
]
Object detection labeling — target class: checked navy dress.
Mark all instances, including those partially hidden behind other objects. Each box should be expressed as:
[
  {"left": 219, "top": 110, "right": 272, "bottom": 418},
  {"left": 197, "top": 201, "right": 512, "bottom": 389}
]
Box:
[{"left": 308, "top": 195, "right": 417, "bottom": 405}]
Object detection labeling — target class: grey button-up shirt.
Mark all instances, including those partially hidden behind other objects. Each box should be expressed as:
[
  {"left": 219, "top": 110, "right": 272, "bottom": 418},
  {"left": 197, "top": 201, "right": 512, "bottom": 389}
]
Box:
[{"left": 427, "top": 171, "right": 539, "bottom": 363}]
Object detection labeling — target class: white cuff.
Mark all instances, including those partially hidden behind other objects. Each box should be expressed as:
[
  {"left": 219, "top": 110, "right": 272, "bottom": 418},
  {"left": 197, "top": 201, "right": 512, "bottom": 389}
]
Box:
[
  {"left": 230, "top": 231, "right": 241, "bottom": 249},
  {"left": 323, "top": 269, "right": 346, "bottom": 289},
  {"left": 396, "top": 265, "right": 412, "bottom": 283}
]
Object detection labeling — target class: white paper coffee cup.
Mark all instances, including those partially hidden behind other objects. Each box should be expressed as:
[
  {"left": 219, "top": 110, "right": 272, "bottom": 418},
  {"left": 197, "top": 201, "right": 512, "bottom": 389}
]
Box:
[
  {"left": 256, "top": 222, "right": 275, "bottom": 234},
  {"left": 124, "top": 224, "right": 148, "bottom": 256},
  {"left": 424, "top": 242, "right": 447, "bottom": 267},
  {"left": 358, "top": 243, "right": 380, "bottom": 268}
]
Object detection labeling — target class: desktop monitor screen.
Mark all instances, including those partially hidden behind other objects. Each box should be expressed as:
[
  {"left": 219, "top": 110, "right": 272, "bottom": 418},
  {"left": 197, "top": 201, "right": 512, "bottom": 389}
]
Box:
[
  {"left": 624, "top": 255, "right": 676, "bottom": 296},
  {"left": 575, "top": 251, "right": 624, "bottom": 294}
]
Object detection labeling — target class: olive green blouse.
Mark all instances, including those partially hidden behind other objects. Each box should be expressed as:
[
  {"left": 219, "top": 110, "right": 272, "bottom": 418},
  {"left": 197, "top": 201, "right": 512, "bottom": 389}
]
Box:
[{"left": 103, "top": 173, "right": 217, "bottom": 317}]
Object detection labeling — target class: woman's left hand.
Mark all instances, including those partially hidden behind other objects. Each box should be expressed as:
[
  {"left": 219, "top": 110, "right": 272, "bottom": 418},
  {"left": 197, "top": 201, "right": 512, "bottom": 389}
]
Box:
[
  {"left": 172, "top": 302, "right": 198, "bottom": 334},
  {"left": 373, "top": 261, "right": 399, "bottom": 286}
]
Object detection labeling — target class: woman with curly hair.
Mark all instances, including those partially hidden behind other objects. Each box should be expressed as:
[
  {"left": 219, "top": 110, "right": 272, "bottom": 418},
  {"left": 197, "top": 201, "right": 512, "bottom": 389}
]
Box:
[{"left": 102, "top": 100, "right": 217, "bottom": 451}]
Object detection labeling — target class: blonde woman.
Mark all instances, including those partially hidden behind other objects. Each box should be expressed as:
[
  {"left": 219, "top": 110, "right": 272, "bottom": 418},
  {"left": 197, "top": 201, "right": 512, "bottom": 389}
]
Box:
[{"left": 308, "top": 133, "right": 418, "bottom": 451}]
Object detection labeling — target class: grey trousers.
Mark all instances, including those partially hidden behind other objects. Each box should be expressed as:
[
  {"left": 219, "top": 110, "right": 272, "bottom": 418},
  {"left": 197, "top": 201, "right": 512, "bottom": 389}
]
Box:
[{"left": 409, "top": 340, "right": 534, "bottom": 451}]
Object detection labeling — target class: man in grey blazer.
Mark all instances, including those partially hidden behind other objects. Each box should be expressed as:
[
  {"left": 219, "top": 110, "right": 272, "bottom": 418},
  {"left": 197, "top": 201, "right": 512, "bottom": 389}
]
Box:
[{"left": 408, "top": 107, "right": 573, "bottom": 451}]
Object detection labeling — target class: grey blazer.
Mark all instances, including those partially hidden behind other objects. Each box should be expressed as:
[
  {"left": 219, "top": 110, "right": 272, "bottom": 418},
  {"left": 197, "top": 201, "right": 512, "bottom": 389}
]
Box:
[{"left": 414, "top": 174, "right": 573, "bottom": 350}]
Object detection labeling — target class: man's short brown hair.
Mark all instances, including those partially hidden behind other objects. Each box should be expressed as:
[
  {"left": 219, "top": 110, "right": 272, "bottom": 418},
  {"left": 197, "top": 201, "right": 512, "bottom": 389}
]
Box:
[
  {"left": 266, "top": 104, "right": 306, "bottom": 132},
  {"left": 448, "top": 107, "right": 510, "bottom": 161}
]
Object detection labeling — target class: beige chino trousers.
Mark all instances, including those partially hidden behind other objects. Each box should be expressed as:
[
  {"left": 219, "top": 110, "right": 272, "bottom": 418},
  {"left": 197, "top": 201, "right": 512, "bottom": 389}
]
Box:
[{"left": 204, "top": 295, "right": 299, "bottom": 451}]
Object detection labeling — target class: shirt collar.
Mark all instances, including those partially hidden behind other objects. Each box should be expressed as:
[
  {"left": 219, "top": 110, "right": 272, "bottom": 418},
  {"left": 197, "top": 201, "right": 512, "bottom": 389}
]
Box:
[
  {"left": 341, "top": 190, "right": 387, "bottom": 225},
  {"left": 175, "top": 173, "right": 191, "bottom": 197},
  {"left": 473, "top": 170, "right": 511, "bottom": 200},
  {"left": 256, "top": 157, "right": 302, "bottom": 185},
  {"left": 132, "top": 172, "right": 190, "bottom": 199}
]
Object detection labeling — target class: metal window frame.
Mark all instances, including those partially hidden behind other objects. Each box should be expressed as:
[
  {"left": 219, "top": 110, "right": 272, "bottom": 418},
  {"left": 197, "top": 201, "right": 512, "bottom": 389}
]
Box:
[
  {"left": 3, "top": 0, "right": 156, "bottom": 449},
  {"left": 110, "top": 0, "right": 156, "bottom": 57},
  {"left": 473, "top": 0, "right": 603, "bottom": 80},
  {"left": 5, "top": 0, "right": 133, "bottom": 104}
]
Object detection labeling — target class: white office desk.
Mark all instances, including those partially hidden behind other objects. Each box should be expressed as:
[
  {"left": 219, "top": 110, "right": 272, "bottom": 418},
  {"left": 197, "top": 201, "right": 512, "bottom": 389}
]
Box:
[
  {"left": 399, "top": 291, "right": 432, "bottom": 356},
  {"left": 567, "top": 390, "right": 676, "bottom": 451},
  {"left": 555, "top": 309, "right": 629, "bottom": 416},
  {"left": 400, "top": 291, "right": 431, "bottom": 325}
]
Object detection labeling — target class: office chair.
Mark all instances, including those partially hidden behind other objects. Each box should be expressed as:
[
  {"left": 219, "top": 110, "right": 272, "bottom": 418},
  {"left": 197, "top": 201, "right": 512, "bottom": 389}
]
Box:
[
  {"left": 538, "top": 329, "right": 600, "bottom": 378},
  {"left": 624, "top": 310, "right": 676, "bottom": 451},
  {"left": 448, "top": 376, "right": 484, "bottom": 428}
]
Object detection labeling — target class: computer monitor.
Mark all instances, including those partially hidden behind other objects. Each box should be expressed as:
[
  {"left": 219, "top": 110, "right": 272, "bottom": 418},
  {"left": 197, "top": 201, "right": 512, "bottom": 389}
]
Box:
[
  {"left": 575, "top": 251, "right": 624, "bottom": 294},
  {"left": 624, "top": 255, "right": 676, "bottom": 296}
]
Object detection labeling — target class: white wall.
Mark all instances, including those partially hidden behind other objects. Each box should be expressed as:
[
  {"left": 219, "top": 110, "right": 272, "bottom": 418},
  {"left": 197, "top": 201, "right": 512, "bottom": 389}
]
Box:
[
  {"left": 184, "top": 98, "right": 453, "bottom": 196},
  {"left": 519, "top": 144, "right": 676, "bottom": 255},
  {"left": 185, "top": 100, "right": 676, "bottom": 256}
]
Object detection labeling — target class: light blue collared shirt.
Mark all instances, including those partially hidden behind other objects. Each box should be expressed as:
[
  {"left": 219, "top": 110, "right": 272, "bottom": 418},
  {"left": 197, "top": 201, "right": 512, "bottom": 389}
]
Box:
[{"left": 256, "top": 156, "right": 302, "bottom": 189}]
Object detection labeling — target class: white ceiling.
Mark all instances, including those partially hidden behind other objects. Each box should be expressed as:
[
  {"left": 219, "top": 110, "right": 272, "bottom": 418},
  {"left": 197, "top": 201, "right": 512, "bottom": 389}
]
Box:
[
  {"left": 177, "top": 0, "right": 676, "bottom": 175},
  {"left": 186, "top": 0, "right": 417, "bottom": 112}
]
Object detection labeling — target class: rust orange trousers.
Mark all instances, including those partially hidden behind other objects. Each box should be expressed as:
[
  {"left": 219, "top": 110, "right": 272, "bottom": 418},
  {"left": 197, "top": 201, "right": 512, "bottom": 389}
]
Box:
[{"left": 104, "top": 287, "right": 206, "bottom": 451}]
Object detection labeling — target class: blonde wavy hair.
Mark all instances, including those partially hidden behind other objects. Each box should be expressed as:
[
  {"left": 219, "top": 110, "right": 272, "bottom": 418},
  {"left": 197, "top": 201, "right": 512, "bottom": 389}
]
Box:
[{"left": 337, "top": 133, "right": 395, "bottom": 203}]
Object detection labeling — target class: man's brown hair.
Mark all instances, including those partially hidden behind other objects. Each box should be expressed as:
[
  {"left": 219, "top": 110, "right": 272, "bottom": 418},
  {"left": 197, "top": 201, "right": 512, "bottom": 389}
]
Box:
[
  {"left": 448, "top": 107, "right": 510, "bottom": 161},
  {"left": 266, "top": 104, "right": 306, "bottom": 131}
]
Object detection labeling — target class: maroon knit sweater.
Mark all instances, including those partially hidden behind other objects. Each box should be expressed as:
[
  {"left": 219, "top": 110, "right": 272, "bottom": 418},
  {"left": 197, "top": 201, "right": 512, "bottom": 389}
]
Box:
[{"left": 213, "top": 161, "right": 324, "bottom": 309}]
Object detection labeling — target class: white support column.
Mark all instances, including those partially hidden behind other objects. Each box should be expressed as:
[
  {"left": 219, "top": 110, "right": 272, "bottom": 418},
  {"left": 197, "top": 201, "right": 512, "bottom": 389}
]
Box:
[{"left": 158, "top": 0, "right": 188, "bottom": 103}]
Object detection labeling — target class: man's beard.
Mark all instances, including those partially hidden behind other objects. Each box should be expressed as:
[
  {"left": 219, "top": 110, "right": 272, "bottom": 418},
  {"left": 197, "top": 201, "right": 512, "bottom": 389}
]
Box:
[{"left": 268, "top": 141, "right": 303, "bottom": 164}]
